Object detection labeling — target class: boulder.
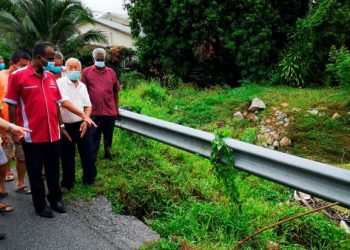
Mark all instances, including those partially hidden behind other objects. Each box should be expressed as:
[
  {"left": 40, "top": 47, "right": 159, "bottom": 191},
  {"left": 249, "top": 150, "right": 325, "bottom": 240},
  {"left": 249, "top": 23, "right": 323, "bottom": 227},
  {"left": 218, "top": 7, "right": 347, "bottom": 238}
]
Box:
[
  {"left": 280, "top": 137, "right": 292, "bottom": 147},
  {"left": 233, "top": 111, "right": 244, "bottom": 120},
  {"left": 307, "top": 109, "right": 319, "bottom": 115},
  {"left": 248, "top": 98, "right": 266, "bottom": 112},
  {"left": 332, "top": 113, "right": 341, "bottom": 120}
]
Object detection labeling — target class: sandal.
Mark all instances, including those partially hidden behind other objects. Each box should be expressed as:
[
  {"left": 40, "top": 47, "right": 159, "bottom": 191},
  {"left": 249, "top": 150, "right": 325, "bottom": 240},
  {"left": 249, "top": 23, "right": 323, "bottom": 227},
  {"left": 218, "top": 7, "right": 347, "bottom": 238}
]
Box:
[
  {"left": 15, "top": 186, "right": 31, "bottom": 194},
  {"left": 0, "top": 202, "right": 13, "bottom": 213},
  {"left": 0, "top": 192, "right": 8, "bottom": 200},
  {"left": 5, "top": 171, "right": 14, "bottom": 182}
]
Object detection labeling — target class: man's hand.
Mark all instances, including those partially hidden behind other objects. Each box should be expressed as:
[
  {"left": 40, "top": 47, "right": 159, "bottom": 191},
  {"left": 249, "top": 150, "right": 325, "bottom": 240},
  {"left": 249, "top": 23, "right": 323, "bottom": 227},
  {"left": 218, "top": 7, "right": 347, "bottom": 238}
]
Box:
[
  {"left": 60, "top": 127, "right": 72, "bottom": 142},
  {"left": 79, "top": 121, "right": 88, "bottom": 138},
  {"left": 82, "top": 114, "right": 97, "bottom": 128},
  {"left": 10, "top": 124, "right": 31, "bottom": 141}
]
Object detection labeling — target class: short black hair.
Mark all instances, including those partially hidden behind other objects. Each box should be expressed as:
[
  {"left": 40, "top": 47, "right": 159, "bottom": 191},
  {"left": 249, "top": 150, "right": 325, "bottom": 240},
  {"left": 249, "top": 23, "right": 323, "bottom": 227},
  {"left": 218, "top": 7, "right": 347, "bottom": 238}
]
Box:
[
  {"left": 10, "top": 51, "right": 31, "bottom": 64},
  {"left": 32, "top": 42, "right": 54, "bottom": 58}
]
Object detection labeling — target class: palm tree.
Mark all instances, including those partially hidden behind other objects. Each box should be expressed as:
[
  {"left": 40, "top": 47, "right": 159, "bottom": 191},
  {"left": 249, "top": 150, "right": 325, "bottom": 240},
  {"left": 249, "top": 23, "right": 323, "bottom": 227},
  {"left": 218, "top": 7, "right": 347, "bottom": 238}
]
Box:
[{"left": 0, "top": 0, "right": 107, "bottom": 55}]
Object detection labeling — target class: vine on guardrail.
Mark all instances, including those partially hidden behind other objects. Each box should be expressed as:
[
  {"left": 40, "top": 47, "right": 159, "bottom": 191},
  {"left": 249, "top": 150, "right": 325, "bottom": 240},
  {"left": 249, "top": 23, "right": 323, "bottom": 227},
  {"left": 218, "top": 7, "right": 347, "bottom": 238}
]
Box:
[{"left": 210, "top": 133, "right": 240, "bottom": 205}]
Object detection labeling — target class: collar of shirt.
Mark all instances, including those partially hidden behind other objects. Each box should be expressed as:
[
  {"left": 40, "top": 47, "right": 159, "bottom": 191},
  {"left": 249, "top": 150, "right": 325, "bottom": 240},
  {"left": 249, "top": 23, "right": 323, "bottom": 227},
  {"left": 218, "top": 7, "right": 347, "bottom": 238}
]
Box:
[
  {"left": 66, "top": 78, "right": 83, "bottom": 88},
  {"left": 93, "top": 65, "right": 106, "bottom": 73},
  {"left": 27, "top": 64, "right": 51, "bottom": 79}
]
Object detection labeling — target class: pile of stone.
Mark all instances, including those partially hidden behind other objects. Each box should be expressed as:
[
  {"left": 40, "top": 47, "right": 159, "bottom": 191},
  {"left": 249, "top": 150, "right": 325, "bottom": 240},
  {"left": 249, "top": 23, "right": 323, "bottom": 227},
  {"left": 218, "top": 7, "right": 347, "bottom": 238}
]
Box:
[{"left": 257, "top": 110, "right": 292, "bottom": 150}]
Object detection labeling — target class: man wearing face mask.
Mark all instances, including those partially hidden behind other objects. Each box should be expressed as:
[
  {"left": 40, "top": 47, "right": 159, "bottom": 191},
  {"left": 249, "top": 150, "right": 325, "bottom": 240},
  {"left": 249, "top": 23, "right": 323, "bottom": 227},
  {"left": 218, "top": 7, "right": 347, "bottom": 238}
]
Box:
[
  {"left": 0, "top": 56, "right": 5, "bottom": 71},
  {"left": 49, "top": 52, "right": 67, "bottom": 80},
  {"left": 57, "top": 58, "right": 96, "bottom": 190},
  {"left": 0, "top": 51, "right": 31, "bottom": 195},
  {"left": 4, "top": 42, "right": 95, "bottom": 218},
  {"left": 81, "top": 48, "right": 120, "bottom": 161}
]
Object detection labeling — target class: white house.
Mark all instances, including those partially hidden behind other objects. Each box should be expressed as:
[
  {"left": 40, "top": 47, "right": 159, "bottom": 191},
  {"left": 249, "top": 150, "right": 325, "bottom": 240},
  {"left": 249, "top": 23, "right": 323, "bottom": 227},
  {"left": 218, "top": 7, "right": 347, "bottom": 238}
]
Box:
[{"left": 79, "top": 12, "right": 134, "bottom": 48}]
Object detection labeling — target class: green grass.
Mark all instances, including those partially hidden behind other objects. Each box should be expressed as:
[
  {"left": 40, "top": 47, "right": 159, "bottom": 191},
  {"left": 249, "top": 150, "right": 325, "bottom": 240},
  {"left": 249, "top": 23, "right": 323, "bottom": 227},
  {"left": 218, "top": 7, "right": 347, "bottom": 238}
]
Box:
[{"left": 65, "top": 82, "right": 350, "bottom": 249}]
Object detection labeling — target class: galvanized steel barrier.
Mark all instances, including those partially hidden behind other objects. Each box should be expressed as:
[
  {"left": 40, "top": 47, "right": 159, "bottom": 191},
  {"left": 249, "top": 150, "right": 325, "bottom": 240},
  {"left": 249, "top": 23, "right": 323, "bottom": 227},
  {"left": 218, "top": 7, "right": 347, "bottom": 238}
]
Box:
[{"left": 115, "top": 109, "right": 350, "bottom": 208}]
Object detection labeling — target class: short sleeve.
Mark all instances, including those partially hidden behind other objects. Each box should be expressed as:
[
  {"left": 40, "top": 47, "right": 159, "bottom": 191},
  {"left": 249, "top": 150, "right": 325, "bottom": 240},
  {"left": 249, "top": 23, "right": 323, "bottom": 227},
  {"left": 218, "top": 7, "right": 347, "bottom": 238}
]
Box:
[
  {"left": 82, "top": 84, "right": 92, "bottom": 107},
  {"left": 52, "top": 78, "right": 63, "bottom": 104},
  {"left": 4, "top": 73, "right": 20, "bottom": 105},
  {"left": 57, "top": 79, "right": 69, "bottom": 102}
]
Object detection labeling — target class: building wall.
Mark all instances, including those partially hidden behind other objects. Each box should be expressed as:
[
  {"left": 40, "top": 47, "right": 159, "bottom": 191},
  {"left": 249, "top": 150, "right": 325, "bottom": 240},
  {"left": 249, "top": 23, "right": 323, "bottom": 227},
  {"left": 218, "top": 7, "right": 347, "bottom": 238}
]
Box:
[{"left": 79, "top": 23, "right": 134, "bottom": 48}]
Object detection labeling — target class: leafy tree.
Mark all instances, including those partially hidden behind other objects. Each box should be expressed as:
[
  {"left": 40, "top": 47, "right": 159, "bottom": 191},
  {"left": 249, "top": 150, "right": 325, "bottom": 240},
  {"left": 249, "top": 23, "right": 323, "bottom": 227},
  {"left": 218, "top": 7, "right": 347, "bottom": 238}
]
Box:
[
  {"left": 0, "top": 0, "right": 107, "bottom": 55},
  {"left": 125, "top": 0, "right": 310, "bottom": 86},
  {"left": 276, "top": 0, "right": 350, "bottom": 86}
]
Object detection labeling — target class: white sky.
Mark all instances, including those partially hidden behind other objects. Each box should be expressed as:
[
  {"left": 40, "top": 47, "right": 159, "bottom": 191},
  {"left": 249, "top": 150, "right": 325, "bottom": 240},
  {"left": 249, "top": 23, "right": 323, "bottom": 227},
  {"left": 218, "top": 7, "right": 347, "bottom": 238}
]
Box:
[{"left": 81, "top": 0, "right": 127, "bottom": 15}]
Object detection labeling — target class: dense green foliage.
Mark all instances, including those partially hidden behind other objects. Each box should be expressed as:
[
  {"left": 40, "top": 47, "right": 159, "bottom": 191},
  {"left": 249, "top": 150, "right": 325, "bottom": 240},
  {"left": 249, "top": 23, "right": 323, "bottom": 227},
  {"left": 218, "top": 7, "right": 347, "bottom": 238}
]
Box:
[
  {"left": 276, "top": 0, "right": 350, "bottom": 86},
  {"left": 66, "top": 80, "right": 350, "bottom": 248},
  {"left": 0, "top": 0, "right": 107, "bottom": 55},
  {"left": 126, "top": 0, "right": 350, "bottom": 86},
  {"left": 327, "top": 46, "right": 350, "bottom": 87},
  {"left": 125, "top": 0, "right": 308, "bottom": 86}
]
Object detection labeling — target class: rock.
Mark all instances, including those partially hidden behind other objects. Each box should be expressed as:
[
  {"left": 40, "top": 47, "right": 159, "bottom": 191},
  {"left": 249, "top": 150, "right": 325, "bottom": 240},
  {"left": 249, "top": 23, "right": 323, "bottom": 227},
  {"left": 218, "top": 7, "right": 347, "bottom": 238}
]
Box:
[
  {"left": 281, "top": 103, "right": 289, "bottom": 108},
  {"left": 294, "top": 191, "right": 311, "bottom": 201},
  {"left": 332, "top": 113, "right": 341, "bottom": 120},
  {"left": 262, "top": 143, "right": 268, "bottom": 147},
  {"left": 340, "top": 220, "right": 350, "bottom": 234},
  {"left": 233, "top": 112, "right": 244, "bottom": 120},
  {"left": 307, "top": 109, "right": 319, "bottom": 115},
  {"left": 280, "top": 137, "right": 292, "bottom": 147},
  {"left": 273, "top": 141, "right": 279, "bottom": 147},
  {"left": 283, "top": 123, "right": 289, "bottom": 128},
  {"left": 284, "top": 118, "right": 289, "bottom": 123},
  {"left": 292, "top": 108, "right": 301, "bottom": 112},
  {"left": 276, "top": 121, "right": 284, "bottom": 126},
  {"left": 266, "top": 138, "right": 273, "bottom": 145},
  {"left": 268, "top": 146, "right": 275, "bottom": 150},
  {"left": 266, "top": 119, "right": 271, "bottom": 124},
  {"left": 248, "top": 98, "right": 266, "bottom": 112},
  {"left": 347, "top": 112, "right": 350, "bottom": 116},
  {"left": 267, "top": 241, "right": 280, "bottom": 250}
]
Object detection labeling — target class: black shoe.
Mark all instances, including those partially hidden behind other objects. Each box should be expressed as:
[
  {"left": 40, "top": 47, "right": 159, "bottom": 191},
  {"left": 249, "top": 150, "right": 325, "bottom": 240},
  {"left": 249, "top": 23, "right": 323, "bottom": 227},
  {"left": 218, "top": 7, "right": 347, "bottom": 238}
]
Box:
[
  {"left": 36, "top": 207, "right": 54, "bottom": 218},
  {"left": 0, "top": 233, "right": 5, "bottom": 240},
  {"left": 50, "top": 202, "right": 66, "bottom": 213},
  {"left": 104, "top": 151, "right": 115, "bottom": 160}
]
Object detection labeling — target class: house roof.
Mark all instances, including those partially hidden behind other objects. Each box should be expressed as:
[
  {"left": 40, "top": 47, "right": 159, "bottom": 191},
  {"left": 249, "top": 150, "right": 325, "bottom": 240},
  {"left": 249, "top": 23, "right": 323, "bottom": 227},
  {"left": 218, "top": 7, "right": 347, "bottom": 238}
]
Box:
[{"left": 93, "top": 12, "right": 131, "bottom": 35}]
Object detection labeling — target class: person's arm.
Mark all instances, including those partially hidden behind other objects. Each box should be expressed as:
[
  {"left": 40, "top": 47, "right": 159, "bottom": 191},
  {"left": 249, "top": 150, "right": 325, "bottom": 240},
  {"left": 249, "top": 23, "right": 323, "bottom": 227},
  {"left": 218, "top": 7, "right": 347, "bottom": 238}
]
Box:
[
  {"left": 61, "top": 100, "right": 93, "bottom": 123},
  {"left": 79, "top": 106, "right": 92, "bottom": 138},
  {"left": 113, "top": 73, "right": 120, "bottom": 118},
  {"left": 57, "top": 103, "right": 72, "bottom": 141},
  {"left": 0, "top": 116, "right": 30, "bottom": 140}
]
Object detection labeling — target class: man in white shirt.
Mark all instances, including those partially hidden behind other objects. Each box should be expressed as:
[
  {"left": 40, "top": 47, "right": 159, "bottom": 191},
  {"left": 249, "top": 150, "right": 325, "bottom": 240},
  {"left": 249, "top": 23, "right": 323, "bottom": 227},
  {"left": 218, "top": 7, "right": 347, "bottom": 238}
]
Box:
[{"left": 57, "top": 58, "right": 97, "bottom": 190}]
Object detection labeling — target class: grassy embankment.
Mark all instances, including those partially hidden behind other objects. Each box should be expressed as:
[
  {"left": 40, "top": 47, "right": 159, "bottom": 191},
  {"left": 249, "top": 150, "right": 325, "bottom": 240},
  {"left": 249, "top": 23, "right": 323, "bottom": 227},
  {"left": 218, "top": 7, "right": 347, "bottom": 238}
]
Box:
[{"left": 65, "top": 80, "right": 350, "bottom": 249}]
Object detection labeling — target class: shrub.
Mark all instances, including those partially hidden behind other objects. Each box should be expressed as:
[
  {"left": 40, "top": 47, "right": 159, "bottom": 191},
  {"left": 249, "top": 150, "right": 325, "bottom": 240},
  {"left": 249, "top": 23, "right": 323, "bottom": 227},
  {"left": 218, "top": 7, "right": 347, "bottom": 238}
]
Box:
[
  {"left": 141, "top": 82, "right": 168, "bottom": 102},
  {"left": 326, "top": 45, "right": 350, "bottom": 87},
  {"left": 120, "top": 71, "right": 146, "bottom": 89}
]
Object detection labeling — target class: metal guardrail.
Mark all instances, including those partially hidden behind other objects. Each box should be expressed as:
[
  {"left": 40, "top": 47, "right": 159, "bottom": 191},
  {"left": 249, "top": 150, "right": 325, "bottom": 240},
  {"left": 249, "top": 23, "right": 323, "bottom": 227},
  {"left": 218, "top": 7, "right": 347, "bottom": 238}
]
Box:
[{"left": 115, "top": 109, "right": 350, "bottom": 208}]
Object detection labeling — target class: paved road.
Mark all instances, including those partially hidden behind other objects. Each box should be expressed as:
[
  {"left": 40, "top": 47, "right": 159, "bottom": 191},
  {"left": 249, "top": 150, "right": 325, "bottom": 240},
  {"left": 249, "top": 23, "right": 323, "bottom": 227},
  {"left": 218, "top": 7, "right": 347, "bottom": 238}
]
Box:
[{"left": 0, "top": 179, "right": 159, "bottom": 250}]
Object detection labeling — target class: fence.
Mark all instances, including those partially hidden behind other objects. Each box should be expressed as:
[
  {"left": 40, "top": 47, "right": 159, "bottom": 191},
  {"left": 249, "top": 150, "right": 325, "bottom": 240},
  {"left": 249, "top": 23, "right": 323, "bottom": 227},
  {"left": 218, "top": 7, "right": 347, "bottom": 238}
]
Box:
[{"left": 115, "top": 109, "right": 350, "bottom": 208}]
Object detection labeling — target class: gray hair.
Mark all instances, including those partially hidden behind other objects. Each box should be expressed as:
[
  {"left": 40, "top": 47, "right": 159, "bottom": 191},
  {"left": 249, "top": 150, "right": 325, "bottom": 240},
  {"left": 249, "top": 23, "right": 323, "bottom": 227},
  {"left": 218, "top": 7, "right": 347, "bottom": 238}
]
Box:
[
  {"left": 92, "top": 48, "right": 106, "bottom": 60},
  {"left": 65, "top": 58, "right": 82, "bottom": 69},
  {"left": 54, "top": 51, "right": 64, "bottom": 60}
]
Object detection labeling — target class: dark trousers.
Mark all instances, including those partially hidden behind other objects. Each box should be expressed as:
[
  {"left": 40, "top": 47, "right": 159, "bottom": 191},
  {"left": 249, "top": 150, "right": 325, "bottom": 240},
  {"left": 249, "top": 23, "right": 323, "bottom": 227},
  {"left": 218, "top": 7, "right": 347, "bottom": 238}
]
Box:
[
  {"left": 61, "top": 122, "right": 97, "bottom": 188},
  {"left": 22, "top": 141, "right": 62, "bottom": 212},
  {"left": 90, "top": 116, "right": 115, "bottom": 161}
]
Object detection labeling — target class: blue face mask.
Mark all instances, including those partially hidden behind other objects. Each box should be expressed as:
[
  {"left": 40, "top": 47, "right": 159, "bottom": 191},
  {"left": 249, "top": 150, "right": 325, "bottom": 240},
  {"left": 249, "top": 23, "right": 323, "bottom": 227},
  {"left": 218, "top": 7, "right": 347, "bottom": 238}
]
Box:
[
  {"left": 95, "top": 61, "right": 105, "bottom": 68},
  {"left": 51, "top": 66, "right": 63, "bottom": 73},
  {"left": 0, "top": 63, "right": 5, "bottom": 70},
  {"left": 67, "top": 71, "right": 81, "bottom": 81},
  {"left": 44, "top": 61, "right": 55, "bottom": 71}
]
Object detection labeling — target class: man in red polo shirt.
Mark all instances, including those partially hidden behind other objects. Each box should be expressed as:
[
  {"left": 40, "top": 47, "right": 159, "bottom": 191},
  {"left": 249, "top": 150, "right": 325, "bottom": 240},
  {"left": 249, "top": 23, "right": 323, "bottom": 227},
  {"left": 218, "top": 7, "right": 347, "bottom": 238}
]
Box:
[
  {"left": 5, "top": 42, "right": 72, "bottom": 218},
  {"left": 81, "top": 48, "right": 120, "bottom": 161}
]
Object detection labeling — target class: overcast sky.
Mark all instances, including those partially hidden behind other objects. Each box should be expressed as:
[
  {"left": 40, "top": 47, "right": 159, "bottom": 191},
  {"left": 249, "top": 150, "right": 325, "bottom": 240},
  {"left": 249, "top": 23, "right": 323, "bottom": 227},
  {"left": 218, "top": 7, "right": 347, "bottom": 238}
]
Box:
[{"left": 81, "top": 0, "right": 127, "bottom": 15}]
